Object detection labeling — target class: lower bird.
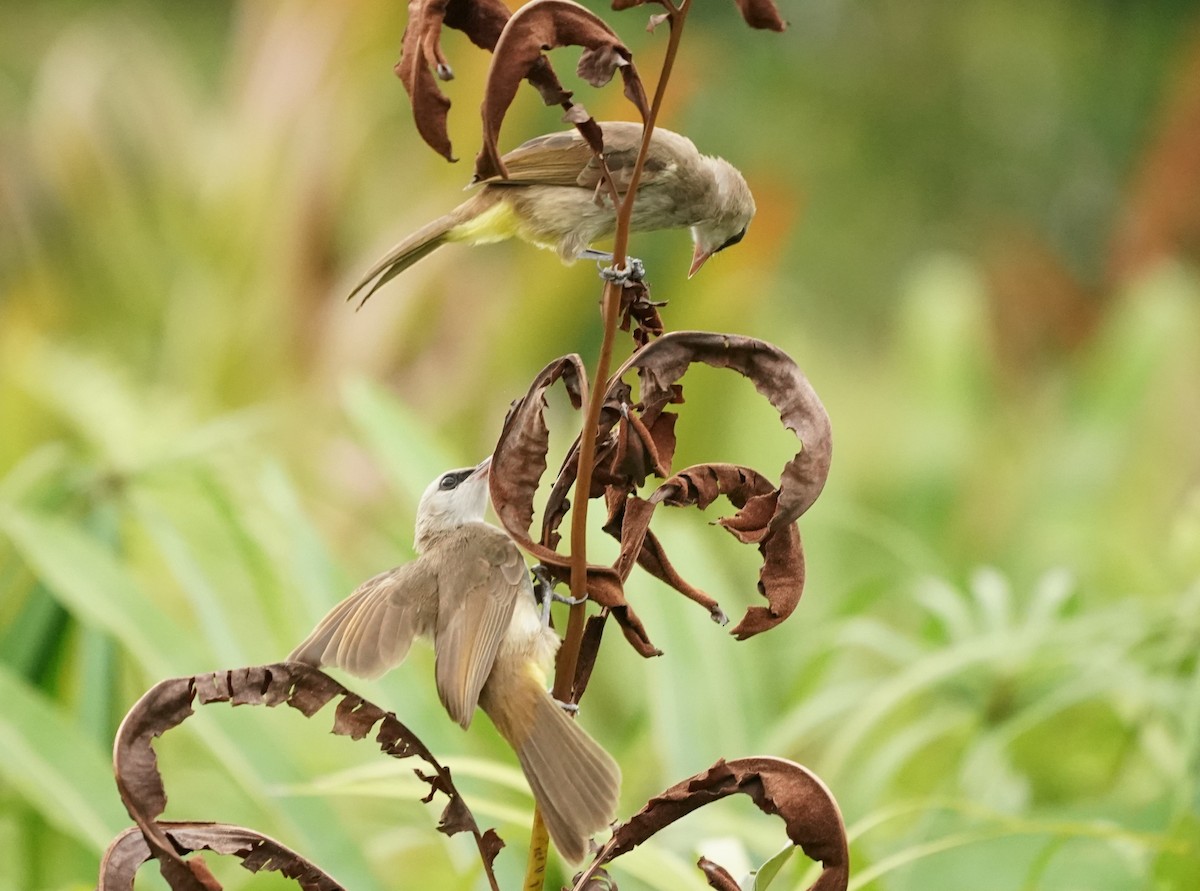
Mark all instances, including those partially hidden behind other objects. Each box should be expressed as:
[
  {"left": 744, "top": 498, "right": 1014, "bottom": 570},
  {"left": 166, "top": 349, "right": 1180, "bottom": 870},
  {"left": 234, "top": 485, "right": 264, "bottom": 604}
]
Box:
[
  {"left": 350, "top": 120, "right": 755, "bottom": 303},
  {"left": 288, "top": 457, "right": 620, "bottom": 864}
]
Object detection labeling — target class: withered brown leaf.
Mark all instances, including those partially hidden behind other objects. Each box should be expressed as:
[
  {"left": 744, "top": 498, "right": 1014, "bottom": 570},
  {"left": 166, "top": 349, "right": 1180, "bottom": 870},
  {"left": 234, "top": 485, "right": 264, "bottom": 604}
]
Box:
[
  {"left": 99, "top": 823, "right": 344, "bottom": 891},
  {"left": 698, "top": 857, "right": 741, "bottom": 891},
  {"left": 651, "top": 463, "right": 805, "bottom": 638},
  {"left": 490, "top": 355, "right": 662, "bottom": 658},
  {"left": 578, "top": 757, "right": 847, "bottom": 891},
  {"left": 109, "top": 663, "right": 501, "bottom": 888},
  {"left": 610, "top": 0, "right": 786, "bottom": 32},
  {"left": 476, "top": 0, "right": 650, "bottom": 181},
  {"left": 398, "top": 0, "right": 572, "bottom": 160},
  {"left": 608, "top": 331, "right": 833, "bottom": 638},
  {"left": 733, "top": 0, "right": 788, "bottom": 31},
  {"left": 494, "top": 333, "right": 829, "bottom": 656}
]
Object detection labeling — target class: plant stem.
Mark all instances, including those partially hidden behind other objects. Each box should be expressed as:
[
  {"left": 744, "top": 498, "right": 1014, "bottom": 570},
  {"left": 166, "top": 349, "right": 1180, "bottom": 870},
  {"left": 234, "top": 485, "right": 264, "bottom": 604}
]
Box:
[
  {"left": 522, "top": 809, "right": 550, "bottom": 891},
  {"left": 554, "top": 0, "right": 691, "bottom": 705},
  {"left": 526, "top": 4, "right": 692, "bottom": 886}
]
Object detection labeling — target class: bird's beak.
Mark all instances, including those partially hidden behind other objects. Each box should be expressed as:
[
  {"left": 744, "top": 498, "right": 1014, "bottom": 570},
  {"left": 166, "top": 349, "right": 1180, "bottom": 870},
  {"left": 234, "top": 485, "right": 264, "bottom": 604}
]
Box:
[
  {"left": 469, "top": 455, "right": 492, "bottom": 480},
  {"left": 688, "top": 243, "right": 712, "bottom": 279}
]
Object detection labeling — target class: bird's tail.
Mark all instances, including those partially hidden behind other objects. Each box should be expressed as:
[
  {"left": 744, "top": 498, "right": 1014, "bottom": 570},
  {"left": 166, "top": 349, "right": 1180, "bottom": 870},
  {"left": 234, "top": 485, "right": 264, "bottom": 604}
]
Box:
[
  {"left": 482, "top": 673, "right": 621, "bottom": 864},
  {"left": 348, "top": 192, "right": 497, "bottom": 306}
]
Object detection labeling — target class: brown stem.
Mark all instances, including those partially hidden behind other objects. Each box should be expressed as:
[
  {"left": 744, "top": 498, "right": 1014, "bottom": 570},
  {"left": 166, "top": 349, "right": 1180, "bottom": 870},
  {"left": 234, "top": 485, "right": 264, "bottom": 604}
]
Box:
[
  {"left": 554, "top": 0, "right": 691, "bottom": 704},
  {"left": 531, "top": 4, "right": 692, "bottom": 885}
]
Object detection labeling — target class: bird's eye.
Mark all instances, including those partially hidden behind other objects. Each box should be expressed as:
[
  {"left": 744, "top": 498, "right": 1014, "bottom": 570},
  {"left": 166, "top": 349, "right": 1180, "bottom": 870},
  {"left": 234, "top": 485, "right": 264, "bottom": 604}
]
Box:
[
  {"left": 439, "top": 475, "right": 459, "bottom": 491},
  {"left": 715, "top": 227, "right": 747, "bottom": 254}
]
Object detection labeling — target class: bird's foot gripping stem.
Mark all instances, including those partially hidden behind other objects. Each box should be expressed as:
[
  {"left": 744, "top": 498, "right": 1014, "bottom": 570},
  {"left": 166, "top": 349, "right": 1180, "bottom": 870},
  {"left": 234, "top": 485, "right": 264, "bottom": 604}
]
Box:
[
  {"left": 531, "top": 564, "right": 587, "bottom": 625},
  {"left": 598, "top": 257, "right": 646, "bottom": 286},
  {"left": 554, "top": 699, "right": 580, "bottom": 715}
]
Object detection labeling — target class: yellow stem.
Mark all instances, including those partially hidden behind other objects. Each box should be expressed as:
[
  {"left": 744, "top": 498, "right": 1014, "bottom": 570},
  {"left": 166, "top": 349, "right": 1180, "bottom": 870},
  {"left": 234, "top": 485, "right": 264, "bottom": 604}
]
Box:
[{"left": 522, "top": 807, "right": 551, "bottom": 890}]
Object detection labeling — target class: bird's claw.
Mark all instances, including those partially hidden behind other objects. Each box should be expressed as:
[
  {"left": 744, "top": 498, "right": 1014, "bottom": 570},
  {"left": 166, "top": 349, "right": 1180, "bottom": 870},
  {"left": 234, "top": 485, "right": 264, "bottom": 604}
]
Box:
[
  {"left": 599, "top": 257, "right": 646, "bottom": 286},
  {"left": 532, "top": 563, "right": 588, "bottom": 624},
  {"left": 531, "top": 563, "right": 554, "bottom": 598},
  {"left": 531, "top": 564, "right": 556, "bottom": 625}
]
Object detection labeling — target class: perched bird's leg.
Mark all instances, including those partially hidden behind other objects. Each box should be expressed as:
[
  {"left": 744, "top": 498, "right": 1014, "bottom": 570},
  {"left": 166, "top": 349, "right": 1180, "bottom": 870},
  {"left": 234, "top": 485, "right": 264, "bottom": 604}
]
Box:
[
  {"left": 578, "top": 248, "right": 614, "bottom": 263},
  {"left": 599, "top": 257, "right": 646, "bottom": 285},
  {"left": 530, "top": 563, "right": 583, "bottom": 715},
  {"left": 531, "top": 564, "right": 586, "bottom": 625},
  {"left": 531, "top": 563, "right": 554, "bottom": 625}
]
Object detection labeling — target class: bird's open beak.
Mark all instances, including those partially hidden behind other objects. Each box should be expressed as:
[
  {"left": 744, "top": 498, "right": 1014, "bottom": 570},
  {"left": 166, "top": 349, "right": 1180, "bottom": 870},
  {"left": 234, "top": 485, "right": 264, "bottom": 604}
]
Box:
[
  {"left": 688, "top": 243, "right": 712, "bottom": 279},
  {"left": 469, "top": 455, "right": 492, "bottom": 480}
]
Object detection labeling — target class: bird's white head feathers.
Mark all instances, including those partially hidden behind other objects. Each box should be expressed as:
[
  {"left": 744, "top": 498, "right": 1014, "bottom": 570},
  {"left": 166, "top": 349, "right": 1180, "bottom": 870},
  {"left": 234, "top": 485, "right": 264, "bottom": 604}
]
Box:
[
  {"left": 688, "top": 156, "right": 756, "bottom": 278},
  {"left": 414, "top": 458, "right": 491, "bottom": 550}
]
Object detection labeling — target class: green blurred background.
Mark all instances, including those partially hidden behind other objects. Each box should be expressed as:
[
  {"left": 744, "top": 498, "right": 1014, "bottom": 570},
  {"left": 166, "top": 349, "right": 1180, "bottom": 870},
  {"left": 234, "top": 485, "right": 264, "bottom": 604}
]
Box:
[{"left": 3, "top": 1, "right": 1199, "bottom": 889}]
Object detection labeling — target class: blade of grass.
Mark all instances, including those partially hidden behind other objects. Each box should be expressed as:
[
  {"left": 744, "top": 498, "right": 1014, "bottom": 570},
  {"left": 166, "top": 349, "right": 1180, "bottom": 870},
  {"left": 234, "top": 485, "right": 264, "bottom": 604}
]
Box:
[{"left": 0, "top": 664, "right": 128, "bottom": 852}]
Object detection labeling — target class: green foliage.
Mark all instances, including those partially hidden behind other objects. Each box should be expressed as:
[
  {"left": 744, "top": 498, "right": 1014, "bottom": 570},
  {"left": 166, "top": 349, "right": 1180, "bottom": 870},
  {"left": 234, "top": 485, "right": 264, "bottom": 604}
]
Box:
[{"left": 2, "top": 1, "right": 1199, "bottom": 890}]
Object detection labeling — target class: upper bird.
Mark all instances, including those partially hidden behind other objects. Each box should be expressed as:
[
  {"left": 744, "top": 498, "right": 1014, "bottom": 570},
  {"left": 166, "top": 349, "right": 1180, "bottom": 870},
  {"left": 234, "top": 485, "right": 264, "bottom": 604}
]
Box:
[
  {"left": 350, "top": 120, "right": 756, "bottom": 303},
  {"left": 288, "top": 457, "right": 620, "bottom": 864}
]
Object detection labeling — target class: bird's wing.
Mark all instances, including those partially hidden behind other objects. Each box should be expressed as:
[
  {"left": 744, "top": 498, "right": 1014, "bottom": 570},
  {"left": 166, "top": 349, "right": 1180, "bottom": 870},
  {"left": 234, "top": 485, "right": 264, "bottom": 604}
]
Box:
[
  {"left": 434, "top": 526, "right": 528, "bottom": 729},
  {"left": 485, "top": 131, "right": 597, "bottom": 188},
  {"left": 483, "top": 122, "right": 672, "bottom": 194},
  {"left": 287, "top": 559, "right": 438, "bottom": 680}
]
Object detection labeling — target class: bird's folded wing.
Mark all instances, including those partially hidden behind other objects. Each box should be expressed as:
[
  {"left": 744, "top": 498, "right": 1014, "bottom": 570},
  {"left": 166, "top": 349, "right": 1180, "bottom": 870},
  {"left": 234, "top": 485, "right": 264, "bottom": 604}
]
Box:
[
  {"left": 434, "top": 528, "right": 528, "bottom": 728},
  {"left": 481, "top": 122, "right": 665, "bottom": 195},
  {"left": 287, "top": 558, "right": 438, "bottom": 680},
  {"left": 481, "top": 130, "right": 597, "bottom": 188}
]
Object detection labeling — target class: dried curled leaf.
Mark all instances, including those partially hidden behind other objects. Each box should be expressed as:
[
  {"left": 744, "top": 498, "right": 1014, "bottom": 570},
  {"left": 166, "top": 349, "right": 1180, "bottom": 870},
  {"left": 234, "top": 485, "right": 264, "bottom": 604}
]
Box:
[
  {"left": 491, "top": 332, "right": 830, "bottom": 660},
  {"left": 99, "top": 823, "right": 344, "bottom": 891},
  {"left": 490, "top": 355, "right": 662, "bottom": 658},
  {"left": 110, "top": 663, "right": 501, "bottom": 888},
  {"left": 733, "top": 0, "right": 788, "bottom": 31},
  {"left": 575, "top": 757, "right": 847, "bottom": 891},
  {"left": 651, "top": 463, "right": 805, "bottom": 638},
  {"left": 610, "top": 0, "right": 786, "bottom": 32},
  {"left": 397, "top": 0, "right": 571, "bottom": 160},
  {"left": 476, "top": 0, "right": 650, "bottom": 181},
  {"left": 611, "top": 331, "right": 832, "bottom": 638},
  {"left": 698, "top": 857, "right": 741, "bottom": 891},
  {"left": 491, "top": 354, "right": 586, "bottom": 537}
]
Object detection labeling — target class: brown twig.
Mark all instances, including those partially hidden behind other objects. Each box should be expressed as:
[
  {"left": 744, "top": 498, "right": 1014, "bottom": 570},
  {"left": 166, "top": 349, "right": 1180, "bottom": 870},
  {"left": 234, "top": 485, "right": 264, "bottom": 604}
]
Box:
[
  {"left": 555, "top": 0, "right": 691, "bottom": 708},
  {"left": 525, "top": 1, "right": 693, "bottom": 885}
]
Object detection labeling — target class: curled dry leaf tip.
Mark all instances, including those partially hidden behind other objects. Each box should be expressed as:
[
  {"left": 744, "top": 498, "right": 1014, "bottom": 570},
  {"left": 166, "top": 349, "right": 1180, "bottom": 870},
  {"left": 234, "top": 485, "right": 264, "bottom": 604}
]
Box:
[
  {"left": 574, "top": 757, "right": 847, "bottom": 891},
  {"left": 610, "top": 332, "right": 832, "bottom": 640},
  {"left": 105, "top": 663, "right": 502, "bottom": 890},
  {"left": 610, "top": 0, "right": 787, "bottom": 32},
  {"left": 397, "top": 0, "right": 572, "bottom": 161},
  {"left": 488, "top": 333, "right": 831, "bottom": 659},
  {"left": 475, "top": 0, "right": 649, "bottom": 181}
]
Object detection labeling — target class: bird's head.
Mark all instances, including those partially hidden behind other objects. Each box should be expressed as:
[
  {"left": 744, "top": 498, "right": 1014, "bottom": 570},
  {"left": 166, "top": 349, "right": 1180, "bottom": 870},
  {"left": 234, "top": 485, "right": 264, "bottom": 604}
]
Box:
[
  {"left": 689, "top": 156, "right": 756, "bottom": 278},
  {"left": 414, "top": 457, "right": 491, "bottom": 550}
]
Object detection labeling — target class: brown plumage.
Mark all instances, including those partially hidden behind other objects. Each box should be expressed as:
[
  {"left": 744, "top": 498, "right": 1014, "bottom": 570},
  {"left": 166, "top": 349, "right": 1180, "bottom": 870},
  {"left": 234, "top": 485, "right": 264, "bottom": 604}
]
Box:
[
  {"left": 288, "top": 460, "right": 620, "bottom": 863},
  {"left": 350, "top": 121, "right": 756, "bottom": 302}
]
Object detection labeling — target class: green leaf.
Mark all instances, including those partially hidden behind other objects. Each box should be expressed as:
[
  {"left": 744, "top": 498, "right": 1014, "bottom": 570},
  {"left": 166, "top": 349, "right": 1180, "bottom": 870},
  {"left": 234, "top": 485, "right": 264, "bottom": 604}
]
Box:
[
  {"left": 0, "top": 664, "right": 128, "bottom": 852},
  {"left": 0, "top": 507, "right": 207, "bottom": 676},
  {"left": 342, "top": 377, "right": 458, "bottom": 504},
  {"left": 751, "top": 842, "right": 795, "bottom": 890}
]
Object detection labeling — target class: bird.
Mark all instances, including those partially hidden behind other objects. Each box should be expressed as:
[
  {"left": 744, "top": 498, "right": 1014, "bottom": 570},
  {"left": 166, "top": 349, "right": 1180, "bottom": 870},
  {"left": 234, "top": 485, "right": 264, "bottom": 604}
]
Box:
[
  {"left": 288, "top": 457, "right": 620, "bottom": 864},
  {"left": 349, "top": 120, "right": 756, "bottom": 303}
]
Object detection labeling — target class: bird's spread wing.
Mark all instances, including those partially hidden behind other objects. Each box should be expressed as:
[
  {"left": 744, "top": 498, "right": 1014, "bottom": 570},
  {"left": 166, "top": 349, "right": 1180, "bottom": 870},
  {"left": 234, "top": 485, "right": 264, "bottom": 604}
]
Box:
[
  {"left": 481, "top": 122, "right": 673, "bottom": 195},
  {"left": 434, "top": 526, "right": 528, "bottom": 728},
  {"left": 288, "top": 558, "right": 438, "bottom": 680}
]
